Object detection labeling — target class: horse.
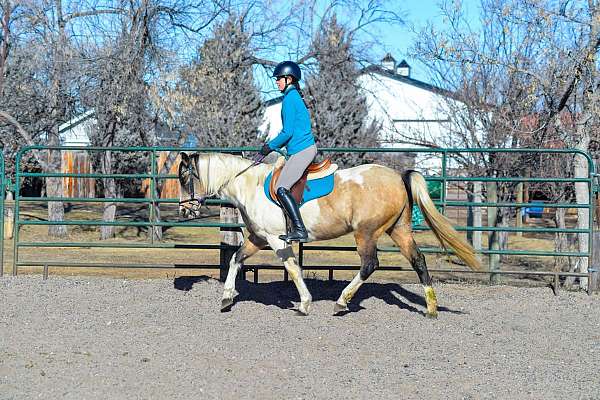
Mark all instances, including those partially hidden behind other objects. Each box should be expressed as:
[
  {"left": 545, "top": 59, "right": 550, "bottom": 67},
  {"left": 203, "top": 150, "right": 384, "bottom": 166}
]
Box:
[{"left": 177, "top": 152, "right": 482, "bottom": 317}]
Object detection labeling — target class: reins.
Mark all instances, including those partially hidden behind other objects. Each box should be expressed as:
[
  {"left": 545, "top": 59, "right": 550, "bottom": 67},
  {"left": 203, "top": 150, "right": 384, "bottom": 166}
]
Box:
[
  {"left": 178, "top": 153, "right": 266, "bottom": 214},
  {"left": 234, "top": 154, "right": 266, "bottom": 178}
]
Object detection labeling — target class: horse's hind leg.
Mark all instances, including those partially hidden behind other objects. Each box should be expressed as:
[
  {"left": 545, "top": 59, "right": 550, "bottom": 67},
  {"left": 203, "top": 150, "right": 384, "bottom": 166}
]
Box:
[
  {"left": 388, "top": 226, "right": 438, "bottom": 318},
  {"left": 221, "top": 234, "right": 266, "bottom": 311},
  {"left": 334, "top": 232, "right": 379, "bottom": 314}
]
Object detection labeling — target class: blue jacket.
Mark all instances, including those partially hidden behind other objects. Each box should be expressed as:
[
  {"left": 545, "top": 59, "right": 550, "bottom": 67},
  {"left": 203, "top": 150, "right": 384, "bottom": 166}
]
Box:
[{"left": 267, "top": 86, "right": 315, "bottom": 155}]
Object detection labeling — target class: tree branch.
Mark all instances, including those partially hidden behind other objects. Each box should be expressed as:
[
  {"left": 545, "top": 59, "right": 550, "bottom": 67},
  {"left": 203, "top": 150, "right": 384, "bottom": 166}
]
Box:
[
  {"left": 63, "top": 8, "right": 125, "bottom": 23},
  {"left": 0, "top": 110, "right": 48, "bottom": 169}
]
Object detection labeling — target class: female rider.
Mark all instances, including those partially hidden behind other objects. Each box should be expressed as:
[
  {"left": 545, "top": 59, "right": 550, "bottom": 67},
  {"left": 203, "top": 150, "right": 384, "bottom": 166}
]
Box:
[{"left": 258, "top": 61, "right": 317, "bottom": 243}]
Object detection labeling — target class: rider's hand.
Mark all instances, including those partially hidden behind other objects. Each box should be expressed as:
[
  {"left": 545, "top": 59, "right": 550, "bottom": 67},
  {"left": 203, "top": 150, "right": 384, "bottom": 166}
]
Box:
[
  {"left": 252, "top": 152, "right": 265, "bottom": 163},
  {"left": 259, "top": 143, "right": 272, "bottom": 156}
]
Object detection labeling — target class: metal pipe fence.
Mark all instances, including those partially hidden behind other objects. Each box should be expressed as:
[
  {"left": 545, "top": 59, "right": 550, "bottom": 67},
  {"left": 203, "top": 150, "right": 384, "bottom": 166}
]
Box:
[
  {"left": 7, "top": 145, "right": 597, "bottom": 293},
  {"left": 0, "top": 152, "right": 4, "bottom": 276}
]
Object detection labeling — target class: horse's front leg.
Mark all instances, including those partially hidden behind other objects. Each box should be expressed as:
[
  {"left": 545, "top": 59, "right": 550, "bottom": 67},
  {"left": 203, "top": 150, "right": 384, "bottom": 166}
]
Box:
[
  {"left": 221, "top": 234, "right": 266, "bottom": 311},
  {"left": 267, "top": 236, "right": 312, "bottom": 316}
]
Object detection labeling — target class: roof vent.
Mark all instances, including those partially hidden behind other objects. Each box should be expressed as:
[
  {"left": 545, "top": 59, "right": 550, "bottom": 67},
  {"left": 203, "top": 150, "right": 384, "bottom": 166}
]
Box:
[
  {"left": 397, "top": 59, "right": 411, "bottom": 77},
  {"left": 381, "top": 53, "right": 396, "bottom": 72}
]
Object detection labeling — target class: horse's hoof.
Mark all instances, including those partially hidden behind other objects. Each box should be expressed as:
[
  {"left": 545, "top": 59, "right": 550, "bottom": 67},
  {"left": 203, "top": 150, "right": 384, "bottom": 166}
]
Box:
[
  {"left": 425, "top": 311, "right": 438, "bottom": 319},
  {"left": 333, "top": 302, "right": 348, "bottom": 315},
  {"left": 295, "top": 309, "right": 309, "bottom": 316},
  {"left": 221, "top": 298, "right": 234, "bottom": 312},
  {"left": 296, "top": 301, "right": 311, "bottom": 316}
]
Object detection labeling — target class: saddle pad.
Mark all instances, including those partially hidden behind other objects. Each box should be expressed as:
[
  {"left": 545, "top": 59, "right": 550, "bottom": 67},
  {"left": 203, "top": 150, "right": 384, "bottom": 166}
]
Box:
[{"left": 264, "top": 172, "right": 335, "bottom": 207}]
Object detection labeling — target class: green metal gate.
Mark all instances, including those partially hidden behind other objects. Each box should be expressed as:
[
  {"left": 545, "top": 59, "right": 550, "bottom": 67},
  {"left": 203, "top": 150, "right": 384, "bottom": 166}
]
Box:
[
  {"left": 10, "top": 146, "right": 597, "bottom": 293},
  {"left": 11, "top": 146, "right": 245, "bottom": 278},
  {"left": 0, "top": 151, "right": 4, "bottom": 276}
]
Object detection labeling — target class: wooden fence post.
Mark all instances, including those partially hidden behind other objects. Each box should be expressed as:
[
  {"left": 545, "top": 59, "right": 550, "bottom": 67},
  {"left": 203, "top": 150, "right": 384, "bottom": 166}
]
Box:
[
  {"left": 487, "top": 181, "right": 500, "bottom": 283},
  {"left": 466, "top": 181, "right": 483, "bottom": 252},
  {"left": 219, "top": 203, "right": 243, "bottom": 282},
  {"left": 4, "top": 192, "right": 13, "bottom": 240},
  {"left": 515, "top": 182, "right": 523, "bottom": 237}
]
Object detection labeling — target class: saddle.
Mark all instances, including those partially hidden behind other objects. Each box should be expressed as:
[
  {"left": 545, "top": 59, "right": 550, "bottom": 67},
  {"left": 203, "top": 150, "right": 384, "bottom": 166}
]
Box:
[{"left": 269, "top": 157, "right": 338, "bottom": 205}]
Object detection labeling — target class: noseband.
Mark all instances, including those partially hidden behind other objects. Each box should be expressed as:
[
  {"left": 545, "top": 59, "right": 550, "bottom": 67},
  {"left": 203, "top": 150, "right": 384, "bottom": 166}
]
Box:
[{"left": 178, "top": 159, "right": 213, "bottom": 214}]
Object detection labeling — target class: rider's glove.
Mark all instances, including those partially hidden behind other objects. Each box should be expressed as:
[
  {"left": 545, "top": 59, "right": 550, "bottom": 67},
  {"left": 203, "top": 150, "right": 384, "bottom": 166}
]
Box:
[
  {"left": 259, "top": 143, "right": 272, "bottom": 156},
  {"left": 252, "top": 153, "right": 265, "bottom": 163}
]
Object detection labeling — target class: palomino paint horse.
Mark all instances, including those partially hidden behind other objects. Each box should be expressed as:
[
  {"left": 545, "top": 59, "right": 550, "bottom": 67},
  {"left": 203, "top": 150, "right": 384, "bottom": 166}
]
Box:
[{"left": 178, "top": 152, "right": 482, "bottom": 317}]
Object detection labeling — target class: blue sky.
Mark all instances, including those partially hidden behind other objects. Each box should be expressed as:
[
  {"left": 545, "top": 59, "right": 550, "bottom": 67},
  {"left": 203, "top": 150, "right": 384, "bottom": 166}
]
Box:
[
  {"left": 375, "top": 0, "right": 480, "bottom": 81},
  {"left": 258, "top": 1, "right": 481, "bottom": 97},
  {"left": 378, "top": 1, "right": 444, "bottom": 80}
]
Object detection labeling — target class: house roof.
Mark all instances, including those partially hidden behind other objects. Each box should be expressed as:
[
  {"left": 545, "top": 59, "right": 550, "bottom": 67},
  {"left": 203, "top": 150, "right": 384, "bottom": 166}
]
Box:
[
  {"left": 58, "top": 109, "right": 96, "bottom": 133},
  {"left": 262, "top": 64, "right": 457, "bottom": 106},
  {"left": 264, "top": 96, "right": 284, "bottom": 107},
  {"left": 360, "top": 65, "right": 456, "bottom": 98}
]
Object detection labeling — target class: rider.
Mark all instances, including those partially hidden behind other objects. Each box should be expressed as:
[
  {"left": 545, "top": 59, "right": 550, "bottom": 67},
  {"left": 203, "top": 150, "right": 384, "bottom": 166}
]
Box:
[{"left": 259, "top": 60, "right": 317, "bottom": 243}]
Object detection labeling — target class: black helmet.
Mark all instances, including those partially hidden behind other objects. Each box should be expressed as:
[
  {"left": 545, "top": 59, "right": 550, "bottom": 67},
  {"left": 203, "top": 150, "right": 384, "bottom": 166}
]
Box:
[{"left": 272, "top": 61, "right": 301, "bottom": 82}]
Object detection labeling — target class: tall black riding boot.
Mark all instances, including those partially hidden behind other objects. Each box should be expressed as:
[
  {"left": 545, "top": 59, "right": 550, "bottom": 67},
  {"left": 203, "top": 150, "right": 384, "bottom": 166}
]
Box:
[{"left": 276, "top": 187, "right": 308, "bottom": 243}]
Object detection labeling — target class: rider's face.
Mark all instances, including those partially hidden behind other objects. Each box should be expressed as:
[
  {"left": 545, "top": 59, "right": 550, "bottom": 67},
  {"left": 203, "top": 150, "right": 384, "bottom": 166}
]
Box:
[{"left": 275, "top": 76, "right": 289, "bottom": 91}]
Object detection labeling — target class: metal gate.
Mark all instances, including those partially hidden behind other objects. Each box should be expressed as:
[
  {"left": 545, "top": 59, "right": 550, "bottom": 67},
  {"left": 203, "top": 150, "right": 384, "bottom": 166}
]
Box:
[
  {"left": 0, "top": 151, "right": 4, "bottom": 276},
  {"left": 9, "top": 146, "right": 598, "bottom": 293}
]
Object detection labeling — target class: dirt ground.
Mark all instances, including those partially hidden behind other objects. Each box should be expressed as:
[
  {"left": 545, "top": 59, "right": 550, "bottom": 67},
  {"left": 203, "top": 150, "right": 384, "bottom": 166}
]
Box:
[
  {"left": 1, "top": 203, "right": 598, "bottom": 399},
  {"left": 1, "top": 274, "right": 599, "bottom": 400}
]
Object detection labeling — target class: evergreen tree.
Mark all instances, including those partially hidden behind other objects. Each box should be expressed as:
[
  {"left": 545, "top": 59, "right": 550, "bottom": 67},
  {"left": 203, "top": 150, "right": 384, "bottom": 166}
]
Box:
[
  {"left": 305, "top": 16, "right": 380, "bottom": 167},
  {"left": 177, "top": 15, "right": 263, "bottom": 148}
]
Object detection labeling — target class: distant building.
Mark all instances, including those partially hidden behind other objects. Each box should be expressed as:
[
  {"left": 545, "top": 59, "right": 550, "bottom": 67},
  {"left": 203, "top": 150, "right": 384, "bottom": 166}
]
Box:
[
  {"left": 58, "top": 110, "right": 97, "bottom": 197},
  {"left": 59, "top": 109, "right": 96, "bottom": 147},
  {"left": 59, "top": 111, "right": 188, "bottom": 147},
  {"left": 58, "top": 111, "right": 190, "bottom": 198}
]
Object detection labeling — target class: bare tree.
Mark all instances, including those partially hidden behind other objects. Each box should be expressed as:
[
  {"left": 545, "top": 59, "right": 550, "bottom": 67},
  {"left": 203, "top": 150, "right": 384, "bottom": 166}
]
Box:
[
  {"left": 171, "top": 14, "right": 264, "bottom": 148},
  {"left": 82, "top": 2, "right": 155, "bottom": 240},
  {"left": 76, "top": 0, "right": 229, "bottom": 240},
  {"left": 1, "top": 1, "right": 126, "bottom": 237},
  {"left": 0, "top": 1, "right": 47, "bottom": 183},
  {"left": 305, "top": 15, "right": 380, "bottom": 167},
  {"left": 412, "top": 0, "right": 600, "bottom": 287}
]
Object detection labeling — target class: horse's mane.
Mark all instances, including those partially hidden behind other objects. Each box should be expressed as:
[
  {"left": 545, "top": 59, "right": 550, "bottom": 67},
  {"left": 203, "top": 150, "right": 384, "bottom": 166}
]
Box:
[{"left": 201, "top": 153, "right": 271, "bottom": 195}]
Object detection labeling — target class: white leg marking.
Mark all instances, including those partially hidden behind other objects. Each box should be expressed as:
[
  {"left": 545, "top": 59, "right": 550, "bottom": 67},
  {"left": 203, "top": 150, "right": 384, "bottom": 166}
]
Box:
[
  {"left": 336, "top": 273, "right": 365, "bottom": 309},
  {"left": 222, "top": 253, "right": 241, "bottom": 303},
  {"left": 267, "top": 235, "right": 312, "bottom": 315}
]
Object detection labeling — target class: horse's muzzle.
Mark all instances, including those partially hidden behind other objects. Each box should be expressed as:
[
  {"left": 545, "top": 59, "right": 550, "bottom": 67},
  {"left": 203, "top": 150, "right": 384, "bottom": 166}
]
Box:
[{"left": 178, "top": 198, "right": 203, "bottom": 219}]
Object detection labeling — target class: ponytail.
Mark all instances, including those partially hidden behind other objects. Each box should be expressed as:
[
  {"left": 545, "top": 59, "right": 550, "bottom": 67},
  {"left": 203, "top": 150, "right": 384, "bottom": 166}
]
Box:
[{"left": 292, "top": 81, "right": 309, "bottom": 108}]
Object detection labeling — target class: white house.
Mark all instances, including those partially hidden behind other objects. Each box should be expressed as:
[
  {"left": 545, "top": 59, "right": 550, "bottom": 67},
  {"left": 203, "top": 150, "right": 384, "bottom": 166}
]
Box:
[
  {"left": 59, "top": 109, "right": 95, "bottom": 146},
  {"left": 258, "top": 54, "right": 464, "bottom": 173},
  {"left": 59, "top": 110, "right": 192, "bottom": 147}
]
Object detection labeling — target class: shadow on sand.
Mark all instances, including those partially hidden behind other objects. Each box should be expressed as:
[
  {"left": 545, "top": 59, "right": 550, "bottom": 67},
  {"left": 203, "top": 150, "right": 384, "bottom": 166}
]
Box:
[{"left": 173, "top": 275, "right": 466, "bottom": 317}]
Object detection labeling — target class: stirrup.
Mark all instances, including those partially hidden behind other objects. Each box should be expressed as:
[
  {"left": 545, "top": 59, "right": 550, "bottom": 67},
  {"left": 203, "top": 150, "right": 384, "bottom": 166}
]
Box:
[{"left": 279, "top": 231, "right": 308, "bottom": 243}]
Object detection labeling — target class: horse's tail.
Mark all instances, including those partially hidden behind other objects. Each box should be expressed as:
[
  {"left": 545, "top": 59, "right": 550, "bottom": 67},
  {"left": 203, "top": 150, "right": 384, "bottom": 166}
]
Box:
[{"left": 403, "top": 170, "right": 482, "bottom": 271}]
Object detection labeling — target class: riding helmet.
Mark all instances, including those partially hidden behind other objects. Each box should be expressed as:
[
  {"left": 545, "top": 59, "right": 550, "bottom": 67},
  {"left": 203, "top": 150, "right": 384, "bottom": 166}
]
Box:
[{"left": 272, "top": 61, "right": 301, "bottom": 82}]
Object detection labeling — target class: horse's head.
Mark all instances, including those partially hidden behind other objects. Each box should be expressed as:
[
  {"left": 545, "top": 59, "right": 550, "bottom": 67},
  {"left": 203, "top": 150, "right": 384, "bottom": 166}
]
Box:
[{"left": 178, "top": 152, "right": 208, "bottom": 219}]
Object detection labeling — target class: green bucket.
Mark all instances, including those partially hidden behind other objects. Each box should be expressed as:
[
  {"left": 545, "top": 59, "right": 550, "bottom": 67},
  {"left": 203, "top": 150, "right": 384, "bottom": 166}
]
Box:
[{"left": 411, "top": 179, "right": 442, "bottom": 227}]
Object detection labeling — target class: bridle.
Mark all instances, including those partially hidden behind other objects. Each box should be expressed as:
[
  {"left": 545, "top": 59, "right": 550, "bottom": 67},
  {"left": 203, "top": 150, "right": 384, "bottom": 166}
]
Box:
[
  {"left": 179, "top": 156, "right": 265, "bottom": 213},
  {"left": 178, "top": 155, "right": 213, "bottom": 215},
  {"left": 178, "top": 153, "right": 266, "bottom": 216}
]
